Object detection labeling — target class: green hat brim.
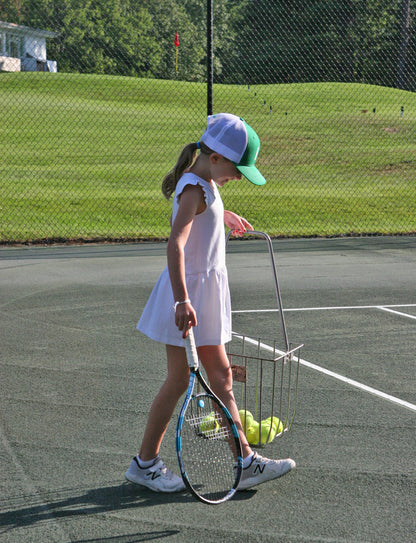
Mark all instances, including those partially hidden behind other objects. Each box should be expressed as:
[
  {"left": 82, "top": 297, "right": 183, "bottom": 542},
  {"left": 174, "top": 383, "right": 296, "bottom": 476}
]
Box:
[{"left": 236, "top": 164, "right": 267, "bottom": 186}]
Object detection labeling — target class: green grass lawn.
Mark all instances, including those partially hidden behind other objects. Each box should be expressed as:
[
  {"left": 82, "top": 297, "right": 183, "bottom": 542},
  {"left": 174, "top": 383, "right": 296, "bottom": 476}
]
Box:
[{"left": 1, "top": 73, "right": 415, "bottom": 242}]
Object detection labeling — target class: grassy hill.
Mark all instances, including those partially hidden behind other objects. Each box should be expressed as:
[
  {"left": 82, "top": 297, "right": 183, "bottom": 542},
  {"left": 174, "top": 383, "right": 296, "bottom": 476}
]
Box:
[{"left": 1, "top": 72, "right": 415, "bottom": 242}]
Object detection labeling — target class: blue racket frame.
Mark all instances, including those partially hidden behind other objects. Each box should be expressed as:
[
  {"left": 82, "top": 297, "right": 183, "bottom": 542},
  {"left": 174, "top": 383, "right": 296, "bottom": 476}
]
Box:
[{"left": 176, "top": 328, "right": 243, "bottom": 504}]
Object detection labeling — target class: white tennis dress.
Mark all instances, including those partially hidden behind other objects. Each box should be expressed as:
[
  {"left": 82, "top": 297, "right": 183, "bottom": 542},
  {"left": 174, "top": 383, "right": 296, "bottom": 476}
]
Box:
[{"left": 137, "top": 173, "right": 232, "bottom": 347}]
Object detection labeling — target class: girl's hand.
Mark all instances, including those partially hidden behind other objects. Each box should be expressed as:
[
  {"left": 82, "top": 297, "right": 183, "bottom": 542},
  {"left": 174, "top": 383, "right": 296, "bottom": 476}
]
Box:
[
  {"left": 175, "top": 302, "right": 197, "bottom": 338},
  {"left": 224, "top": 210, "right": 254, "bottom": 237}
]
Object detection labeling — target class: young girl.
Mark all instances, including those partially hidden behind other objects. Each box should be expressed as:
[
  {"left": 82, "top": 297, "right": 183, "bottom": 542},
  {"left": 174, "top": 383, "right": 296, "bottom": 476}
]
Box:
[{"left": 126, "top": 113, "right": 295, "bottom": 492}]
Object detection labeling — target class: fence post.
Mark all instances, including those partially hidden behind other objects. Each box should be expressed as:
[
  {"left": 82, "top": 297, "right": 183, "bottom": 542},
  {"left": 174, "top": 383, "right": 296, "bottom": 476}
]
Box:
[
  {"left": 207, "top": 0, "right": 213, "bottom": 115},
  {"left": 396, "top": 0, "right": 411, "bottom": 89}
]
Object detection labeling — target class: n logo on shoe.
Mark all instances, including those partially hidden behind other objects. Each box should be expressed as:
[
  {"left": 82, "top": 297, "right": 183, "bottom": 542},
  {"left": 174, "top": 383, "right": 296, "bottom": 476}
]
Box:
[
  {"left": 148, "top": 471, "right": 161, "bottom": 480},
  {"left": 253, "top": 464, "right": 265, "bottom": 474}
]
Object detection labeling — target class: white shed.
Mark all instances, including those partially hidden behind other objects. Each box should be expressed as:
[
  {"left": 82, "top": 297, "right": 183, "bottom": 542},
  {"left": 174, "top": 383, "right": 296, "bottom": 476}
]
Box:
[{"left": 0, "top": 20, "right": 58, "bottom": 72}]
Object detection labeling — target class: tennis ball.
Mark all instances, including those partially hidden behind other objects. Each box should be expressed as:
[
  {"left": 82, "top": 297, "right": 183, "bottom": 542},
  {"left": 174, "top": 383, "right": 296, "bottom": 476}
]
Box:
[
  {"left": 199, "top": 412, "right": 218, "bottom": 435},
  {"left": 246, "top": 421, "right": 260, "bottom": 445},
  {"left": 264, "top": 416, "right": 284, "bottom": 434},
  {"left": 260, "top": 420, "right": 277, "bottom": 444},
  {"left": 238, "top": 409, "right": 254, "bottom": 429},
  {"left": 270, "top": 416, "right": 284, "bottom": 434}
]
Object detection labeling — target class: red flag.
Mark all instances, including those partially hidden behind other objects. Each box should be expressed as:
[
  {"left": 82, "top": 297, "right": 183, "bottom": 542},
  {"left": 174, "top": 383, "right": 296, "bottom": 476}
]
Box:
[{"left": 174, "top": 31, "right": 179, "bottom": 47}]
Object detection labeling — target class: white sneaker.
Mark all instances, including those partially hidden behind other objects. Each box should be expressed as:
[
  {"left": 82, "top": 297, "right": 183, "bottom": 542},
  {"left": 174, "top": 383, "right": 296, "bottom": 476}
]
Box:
[
  {"left": 125, "top": 456, "right": 186, "bottom": 493},
  {"left": 238, "top": 452, "right": 296, "bottom": 491}
]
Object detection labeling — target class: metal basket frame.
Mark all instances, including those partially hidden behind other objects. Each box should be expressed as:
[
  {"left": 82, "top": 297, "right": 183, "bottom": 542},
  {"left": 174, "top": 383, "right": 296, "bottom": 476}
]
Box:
[{"left": 226, "top": 230, "right": 303, "bottom": 447}]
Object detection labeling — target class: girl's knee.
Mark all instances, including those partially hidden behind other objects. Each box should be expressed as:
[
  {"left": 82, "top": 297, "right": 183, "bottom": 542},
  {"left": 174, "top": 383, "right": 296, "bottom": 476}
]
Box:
[
  {"left": 198, "top": 345, "right": 233, "bottom": 387},
  {"left": 165, "top": 367, "right": 189, "bottom": 397},
  {"left": 166, "top": 344, "right": 190, "bottom": 393},
  {"left": 169, "top": 372, "right": 189, "bottom": 395},
  {"left": 207, "top": 364, "right": 233, "bottom": 391}
]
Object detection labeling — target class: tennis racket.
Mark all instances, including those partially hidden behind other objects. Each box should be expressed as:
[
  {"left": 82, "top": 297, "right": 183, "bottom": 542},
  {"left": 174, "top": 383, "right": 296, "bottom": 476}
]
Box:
[{"left": 176, "top": 327, "right": 243, "bottom": 504}]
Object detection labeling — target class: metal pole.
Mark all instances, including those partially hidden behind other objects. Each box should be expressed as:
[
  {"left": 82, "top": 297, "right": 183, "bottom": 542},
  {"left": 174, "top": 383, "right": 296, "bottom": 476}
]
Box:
[
  {"left": 207, "top": 0, "right": 213, "bottom": 115},
  {"left": 396, "top": 0, "right": 411, "bottom": 89}
]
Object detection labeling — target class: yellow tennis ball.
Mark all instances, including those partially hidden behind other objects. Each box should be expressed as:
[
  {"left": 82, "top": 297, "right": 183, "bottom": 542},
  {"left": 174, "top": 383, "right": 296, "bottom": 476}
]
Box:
[
  {"left": 239, "top": 409, "right": 254, "bottom": 428},
  {"left": 265, "top": 416, "right": 284, "bottom": 434},
  {"left": 260, "top": 420, "right": 277, "bottom": 444},
  {"left": 200, "top": 412, "right": 217, "bottom": 435},
  {"left": 246, "top": 421, "right": 260, "bottom": 444},
  {"left": 270, "top": 416, "right": 284, "bottom": 434}
]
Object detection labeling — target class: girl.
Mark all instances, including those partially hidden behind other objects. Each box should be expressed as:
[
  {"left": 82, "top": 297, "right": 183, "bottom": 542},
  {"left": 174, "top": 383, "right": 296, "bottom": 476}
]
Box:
[{"left": 126, "top": 113, "right": 295, "bottom": 492}]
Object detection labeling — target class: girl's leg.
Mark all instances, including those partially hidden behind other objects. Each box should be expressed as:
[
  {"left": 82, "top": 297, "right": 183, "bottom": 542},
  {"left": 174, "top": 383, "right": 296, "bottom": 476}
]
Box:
[
  {"left": 197, "top": 344, "right": 252, "bottom": 459},
  {"left": 139, "top": 344, "right": 189, "bottom": 461},
  {"left": 132, "top": 341, "right": 294, "bottom": 493},
  {"left": 197, "top": 344, "right": 296, "bottom": 491}
]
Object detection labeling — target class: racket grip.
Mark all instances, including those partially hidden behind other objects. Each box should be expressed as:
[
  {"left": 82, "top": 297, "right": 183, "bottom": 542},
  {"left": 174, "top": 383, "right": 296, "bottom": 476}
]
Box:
[{"left": 184, "top": 327, "right": 199, "bottom": 369}]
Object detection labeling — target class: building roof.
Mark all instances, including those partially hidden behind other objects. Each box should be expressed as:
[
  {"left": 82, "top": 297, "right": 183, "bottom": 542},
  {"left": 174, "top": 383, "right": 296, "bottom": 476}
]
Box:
[{"left": 0, "top": 20, "right": 58, "bottom": 39}]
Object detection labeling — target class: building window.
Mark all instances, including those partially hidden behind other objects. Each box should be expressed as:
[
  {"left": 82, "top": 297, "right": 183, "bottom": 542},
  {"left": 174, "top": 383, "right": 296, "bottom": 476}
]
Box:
[{"left": 6, "top": 33, "right": 23, "bottom": 58}]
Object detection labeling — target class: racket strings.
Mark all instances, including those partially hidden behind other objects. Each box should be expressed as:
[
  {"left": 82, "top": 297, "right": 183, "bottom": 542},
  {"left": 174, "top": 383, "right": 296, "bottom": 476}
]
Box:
[
  {"left": 180, "top": 394, "right": 240, "bottom": 502},
  {"left": 184, "top": 412, "right": 233, "bottom": 441}
]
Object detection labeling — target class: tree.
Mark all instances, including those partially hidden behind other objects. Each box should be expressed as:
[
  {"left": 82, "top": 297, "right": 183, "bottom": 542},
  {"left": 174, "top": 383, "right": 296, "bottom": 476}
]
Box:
[
  {"left": 141, "top": 0, "right": 206, "bottom": 81},
  {"left": 0, "top": 0, "right": 24, "bottom": 23},
  {"left": 19, "top": 0, "right": 162, "bottom": 76},
  {"left": 6, "top": 0, "right": 415, "bottom": 90},
  {"left": 229, "top": 0, "right": 416, "bottom": 90}
]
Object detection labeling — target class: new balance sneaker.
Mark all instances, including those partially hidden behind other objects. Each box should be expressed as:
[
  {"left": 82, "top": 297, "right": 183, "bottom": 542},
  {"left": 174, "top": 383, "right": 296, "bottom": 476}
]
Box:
[
  {"left": 125, "top": 456, "right": 186, "bottom": 493},
  {"left": 238, "top": 452, "right": 296, "bottom": 491}
]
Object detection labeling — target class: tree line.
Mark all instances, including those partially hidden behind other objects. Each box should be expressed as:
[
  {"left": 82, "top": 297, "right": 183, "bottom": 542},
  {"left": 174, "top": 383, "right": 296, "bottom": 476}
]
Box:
[{"left": 1, "top": 0, "right": 415, "bottom": 90}]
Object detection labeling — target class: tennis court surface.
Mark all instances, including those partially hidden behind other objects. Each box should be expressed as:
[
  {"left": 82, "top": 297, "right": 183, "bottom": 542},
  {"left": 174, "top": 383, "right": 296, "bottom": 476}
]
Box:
[{"left": 1, "top": 236, "right": 415, "bottom": 542}]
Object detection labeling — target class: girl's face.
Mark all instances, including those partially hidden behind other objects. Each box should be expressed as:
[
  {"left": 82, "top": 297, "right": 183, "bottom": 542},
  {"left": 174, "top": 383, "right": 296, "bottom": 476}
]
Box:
[{"left": 210, "top": 154, "right": 242, "bottom": 187}]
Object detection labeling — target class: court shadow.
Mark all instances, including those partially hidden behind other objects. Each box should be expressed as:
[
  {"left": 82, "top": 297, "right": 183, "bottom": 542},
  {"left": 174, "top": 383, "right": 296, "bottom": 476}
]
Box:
[
  {"left": 73, "top": 532, "right": 180, "bottom": 542},
  {"left": 1, "top": 481, "right": 257, "bottom": 537},
  {"left": 0, "top": 482, "right": 191, "bottom": 534},
  {"left": 230, "top": 489, "right": 258, "bottom": 501}
]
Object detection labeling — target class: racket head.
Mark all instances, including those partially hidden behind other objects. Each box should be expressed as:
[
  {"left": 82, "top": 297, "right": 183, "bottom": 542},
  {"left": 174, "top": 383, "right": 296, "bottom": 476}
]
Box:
[{"left": 176, "top": 385, "right": 243, "bottom": 504}]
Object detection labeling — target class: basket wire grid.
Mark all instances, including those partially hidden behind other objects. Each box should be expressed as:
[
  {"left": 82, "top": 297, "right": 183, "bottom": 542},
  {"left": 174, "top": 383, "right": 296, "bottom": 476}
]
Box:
[
  {"left": 225, "top": 231, "right": 303, "bottom": 447},
  {"left": 227, "top": 335, "right": 302, "bottom": 446}
]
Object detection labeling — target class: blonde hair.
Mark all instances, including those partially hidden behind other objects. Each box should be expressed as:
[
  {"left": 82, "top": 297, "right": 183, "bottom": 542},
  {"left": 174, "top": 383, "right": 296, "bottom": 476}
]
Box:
[{"left": 161, "top": 142, "right": 211, "bottom": 199}]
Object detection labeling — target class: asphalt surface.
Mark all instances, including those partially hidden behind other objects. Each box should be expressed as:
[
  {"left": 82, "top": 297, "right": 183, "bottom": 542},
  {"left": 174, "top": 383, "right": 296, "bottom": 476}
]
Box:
[{"left": 1, "top": 236, "right": 415, "bottom": 542}]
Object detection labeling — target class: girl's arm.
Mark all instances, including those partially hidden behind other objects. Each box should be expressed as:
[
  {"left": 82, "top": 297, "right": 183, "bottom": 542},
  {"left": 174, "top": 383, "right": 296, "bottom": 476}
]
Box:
[
  {"left": 167, "top": 185, "right": 205, "bottom": 337},
  {"left": 224, "top": 209, "right": 254, "bottom": 237}
]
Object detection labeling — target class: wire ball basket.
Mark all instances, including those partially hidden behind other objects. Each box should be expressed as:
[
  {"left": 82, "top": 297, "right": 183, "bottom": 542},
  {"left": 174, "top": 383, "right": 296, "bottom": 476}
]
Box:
[
  {"left": 227, "top": 334, "right": 302, "bottom": 447},
  {"left": 226, "top": 230, "right": 303, "bottom": 447}
]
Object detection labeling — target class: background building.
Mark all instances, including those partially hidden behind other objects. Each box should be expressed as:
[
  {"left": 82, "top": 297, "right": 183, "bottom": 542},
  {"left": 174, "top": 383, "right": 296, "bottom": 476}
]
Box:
[{"left": 0, "top": 20, "right": 57, "bottom": 72}]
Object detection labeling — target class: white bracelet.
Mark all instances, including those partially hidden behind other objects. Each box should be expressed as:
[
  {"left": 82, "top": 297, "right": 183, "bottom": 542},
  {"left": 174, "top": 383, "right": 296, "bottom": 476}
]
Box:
[{"left": 173, "top": 299, "right": 191, "bottom": 311}]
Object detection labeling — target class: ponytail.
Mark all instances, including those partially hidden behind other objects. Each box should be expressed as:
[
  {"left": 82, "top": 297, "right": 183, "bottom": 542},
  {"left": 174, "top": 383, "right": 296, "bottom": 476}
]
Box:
[{"left": 161, "top": 142, "right": 200, "bottom": 199}]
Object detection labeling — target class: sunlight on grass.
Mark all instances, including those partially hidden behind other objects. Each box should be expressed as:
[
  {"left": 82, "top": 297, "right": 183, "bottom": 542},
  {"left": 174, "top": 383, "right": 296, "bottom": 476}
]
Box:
[{"left": 1, "top": 73, "right": 415, "bottom": 242}]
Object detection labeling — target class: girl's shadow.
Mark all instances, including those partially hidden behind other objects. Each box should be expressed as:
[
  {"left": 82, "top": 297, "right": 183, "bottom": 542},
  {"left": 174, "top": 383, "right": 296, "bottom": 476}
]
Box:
[{"left": 1, "top": 481, "right": 256, "bottom": 537}]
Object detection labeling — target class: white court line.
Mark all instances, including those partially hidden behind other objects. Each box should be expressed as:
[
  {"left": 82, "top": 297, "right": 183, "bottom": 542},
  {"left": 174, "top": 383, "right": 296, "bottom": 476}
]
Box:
[
  {"left": 232, "top": 334, "right": 416, "bottom": 413},
  {"left": 233, "top": 303, "right": 416, "bottom": 314},
  {"left": 378, "top": 306, "right": 416, "bottom": 320}
]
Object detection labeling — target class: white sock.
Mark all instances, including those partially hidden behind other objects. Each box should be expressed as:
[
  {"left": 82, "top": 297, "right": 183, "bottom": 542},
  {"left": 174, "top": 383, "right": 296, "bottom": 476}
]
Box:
[
  {"left": 136, "top": 454, "right": 158, "bottom": 468},
  {"left": 243, "top": 452, "right": 255, "bottom": 469}
]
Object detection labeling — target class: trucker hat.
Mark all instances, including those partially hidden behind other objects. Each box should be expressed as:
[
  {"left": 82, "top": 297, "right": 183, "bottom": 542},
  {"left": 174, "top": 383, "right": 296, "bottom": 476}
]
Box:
[{"left": 200, "top": 113, "right": 266, "bottom": 186}]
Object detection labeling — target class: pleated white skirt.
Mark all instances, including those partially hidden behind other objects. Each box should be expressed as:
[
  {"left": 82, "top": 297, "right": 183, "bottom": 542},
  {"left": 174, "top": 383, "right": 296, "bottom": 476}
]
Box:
[{"left": 137, "top": 266, "right": 232, "bottom": 347}]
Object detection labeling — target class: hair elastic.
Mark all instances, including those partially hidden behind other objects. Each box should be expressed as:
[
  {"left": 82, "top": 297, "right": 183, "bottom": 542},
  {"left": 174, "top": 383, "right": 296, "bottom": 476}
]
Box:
[{"left": 196, "top": 141, "right": 200, "bottom": 149}]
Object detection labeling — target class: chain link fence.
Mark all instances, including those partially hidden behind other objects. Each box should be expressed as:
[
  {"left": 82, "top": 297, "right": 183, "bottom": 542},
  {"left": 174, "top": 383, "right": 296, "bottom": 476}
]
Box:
[{"left": 1, "top": 0, "right": 415, "bottom": 244}]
